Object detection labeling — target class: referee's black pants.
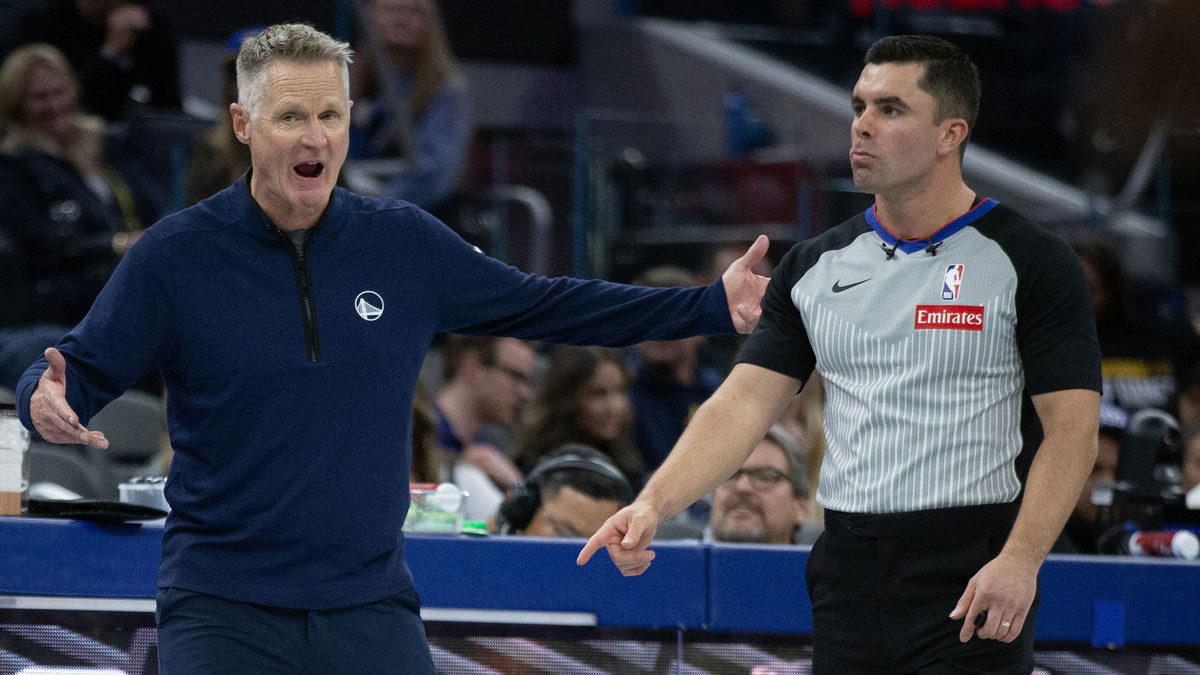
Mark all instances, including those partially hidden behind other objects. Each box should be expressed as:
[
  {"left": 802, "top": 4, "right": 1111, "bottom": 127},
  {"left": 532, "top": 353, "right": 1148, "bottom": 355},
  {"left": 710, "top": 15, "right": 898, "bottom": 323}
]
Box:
[{"left": 806, "top": 502, "right": 1038, "bottom": 674}]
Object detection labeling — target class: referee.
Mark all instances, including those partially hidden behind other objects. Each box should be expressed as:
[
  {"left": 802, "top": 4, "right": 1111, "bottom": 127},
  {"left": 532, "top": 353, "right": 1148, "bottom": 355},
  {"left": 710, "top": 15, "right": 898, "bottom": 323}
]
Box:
[{"left": 580, "top": 35, "right": 1101, "bottom": 674}]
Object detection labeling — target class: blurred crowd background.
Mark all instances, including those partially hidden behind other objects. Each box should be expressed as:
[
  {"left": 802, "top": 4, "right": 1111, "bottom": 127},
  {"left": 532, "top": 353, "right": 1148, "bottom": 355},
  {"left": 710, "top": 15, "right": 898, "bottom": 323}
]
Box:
[{"left": 1, "top": 0, "right": 1198, "bottom": 553}]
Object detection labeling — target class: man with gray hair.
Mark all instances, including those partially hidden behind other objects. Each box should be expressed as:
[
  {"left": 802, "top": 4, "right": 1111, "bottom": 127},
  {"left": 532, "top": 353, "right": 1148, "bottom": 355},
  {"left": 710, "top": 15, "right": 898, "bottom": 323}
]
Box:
[
  {"left": 708, "top": 424, "right": 811, "bottom": 545},
  {"left": 12, "top": 22, "right": 771, "bottom": 674}
]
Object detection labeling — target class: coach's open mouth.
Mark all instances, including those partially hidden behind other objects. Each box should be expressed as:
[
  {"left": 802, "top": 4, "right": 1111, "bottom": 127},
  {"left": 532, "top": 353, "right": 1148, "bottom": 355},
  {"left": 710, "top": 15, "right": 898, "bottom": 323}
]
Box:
[{"left": 294, "top": 161, "right": 324, "bottom": 178}]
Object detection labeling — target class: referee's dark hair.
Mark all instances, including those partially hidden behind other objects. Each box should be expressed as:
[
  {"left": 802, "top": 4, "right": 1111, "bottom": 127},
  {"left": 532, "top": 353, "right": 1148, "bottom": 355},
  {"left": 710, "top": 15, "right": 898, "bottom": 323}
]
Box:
[{"left": 864, "top": 35, "right": 981, "bottom": 158}]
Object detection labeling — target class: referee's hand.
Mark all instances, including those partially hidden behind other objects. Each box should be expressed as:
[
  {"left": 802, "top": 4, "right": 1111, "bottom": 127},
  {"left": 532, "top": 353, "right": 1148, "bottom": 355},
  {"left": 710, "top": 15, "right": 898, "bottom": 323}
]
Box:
[
  {"left": 948, "top": 552, "right": 1038, "bottom": 643},
  {"left": 576, "top": 501, "right": 659, "bottom": 576}
]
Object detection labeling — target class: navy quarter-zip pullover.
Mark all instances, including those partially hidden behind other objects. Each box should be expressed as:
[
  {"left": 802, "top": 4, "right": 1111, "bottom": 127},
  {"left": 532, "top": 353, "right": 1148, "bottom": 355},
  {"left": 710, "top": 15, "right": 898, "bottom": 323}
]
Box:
[{"left": 16, "top": 176, "right": 734, "bottom": 608}]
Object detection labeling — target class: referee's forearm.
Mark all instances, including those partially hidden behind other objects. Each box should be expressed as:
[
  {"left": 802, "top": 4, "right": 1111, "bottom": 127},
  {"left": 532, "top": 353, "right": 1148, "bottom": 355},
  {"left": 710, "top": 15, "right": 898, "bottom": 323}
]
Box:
[
  {"left": 640, "top": 364, "right": 797, "bottom": 521},
  {"left": 1004, "top": 394, "right": 1100, "bottom": 565}
]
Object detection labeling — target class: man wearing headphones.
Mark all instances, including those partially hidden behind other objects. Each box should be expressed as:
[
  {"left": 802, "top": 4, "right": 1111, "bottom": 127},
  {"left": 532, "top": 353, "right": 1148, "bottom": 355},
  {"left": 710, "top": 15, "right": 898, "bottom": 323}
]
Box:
[{"left": 498, "top": 444, "right": 634, "bottom": 538}]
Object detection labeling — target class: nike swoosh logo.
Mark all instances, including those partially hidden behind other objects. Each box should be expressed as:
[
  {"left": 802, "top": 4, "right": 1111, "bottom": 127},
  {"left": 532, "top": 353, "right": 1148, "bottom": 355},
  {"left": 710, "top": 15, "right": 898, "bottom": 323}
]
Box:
[{"left": 832, "top": 278, "right": 871, "bottom": 293}]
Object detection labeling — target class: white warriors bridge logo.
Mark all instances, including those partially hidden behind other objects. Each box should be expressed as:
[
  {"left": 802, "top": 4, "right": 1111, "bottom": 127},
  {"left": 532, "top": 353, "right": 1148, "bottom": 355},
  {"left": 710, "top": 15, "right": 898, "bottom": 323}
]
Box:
[{"left": 354, "top": 291, "right": 384, "bottom": 321}]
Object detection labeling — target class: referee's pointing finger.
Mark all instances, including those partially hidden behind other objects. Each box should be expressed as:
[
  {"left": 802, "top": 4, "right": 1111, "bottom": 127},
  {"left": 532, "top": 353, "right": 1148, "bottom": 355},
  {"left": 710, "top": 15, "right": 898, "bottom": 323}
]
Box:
[{"left": 577, "top": 521, "right": 620, "bottom": 566}]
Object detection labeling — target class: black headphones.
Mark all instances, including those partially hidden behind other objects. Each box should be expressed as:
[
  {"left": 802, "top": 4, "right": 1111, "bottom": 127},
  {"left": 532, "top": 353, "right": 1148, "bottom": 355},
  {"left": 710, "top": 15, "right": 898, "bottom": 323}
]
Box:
[{"left": 497, "top": 443, "right": 634, "bottom": 534}]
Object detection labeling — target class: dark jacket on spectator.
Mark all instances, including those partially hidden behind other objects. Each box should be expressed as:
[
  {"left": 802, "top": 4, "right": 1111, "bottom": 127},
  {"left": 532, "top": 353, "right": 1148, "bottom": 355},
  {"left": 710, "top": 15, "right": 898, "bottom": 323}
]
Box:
[
  {"left": 0, "top": 148, "right": 129, "bottom": 327},
  {"left": 2, "top": 0, "right": 179, "bottom": 119}
]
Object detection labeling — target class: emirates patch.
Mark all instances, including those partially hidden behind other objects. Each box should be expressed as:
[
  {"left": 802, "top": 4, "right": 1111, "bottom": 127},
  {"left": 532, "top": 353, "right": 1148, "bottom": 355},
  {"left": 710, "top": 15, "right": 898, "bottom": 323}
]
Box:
[{"left": 914, "top": 305, "right": 984, "bottom": 331}]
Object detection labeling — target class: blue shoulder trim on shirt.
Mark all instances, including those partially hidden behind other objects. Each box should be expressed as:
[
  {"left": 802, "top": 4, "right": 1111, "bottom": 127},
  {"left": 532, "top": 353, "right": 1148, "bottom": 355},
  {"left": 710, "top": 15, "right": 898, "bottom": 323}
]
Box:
[{"left": 866, "top": 198, "right": 999, "bottom": 254}]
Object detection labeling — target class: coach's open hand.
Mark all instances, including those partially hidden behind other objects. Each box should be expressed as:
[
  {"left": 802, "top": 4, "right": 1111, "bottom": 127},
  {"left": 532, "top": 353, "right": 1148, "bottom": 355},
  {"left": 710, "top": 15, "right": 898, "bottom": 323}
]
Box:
[
  {"left": 29, "top": 347, "right": 108, "bottom": 448},
  {"left": 722, "top": 235, "right": 771, "bottom": 334}
]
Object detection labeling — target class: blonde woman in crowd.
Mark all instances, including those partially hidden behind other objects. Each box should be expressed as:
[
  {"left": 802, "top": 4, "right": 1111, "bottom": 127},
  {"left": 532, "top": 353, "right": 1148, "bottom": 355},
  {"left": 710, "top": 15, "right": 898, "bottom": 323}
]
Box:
[
  {"left": 0, "top": 43, "right": 155, "bottom": 390},
  {"left": 185, "top": 28, "right": 258, "bottom": 205},
  {"left": 350, "top": 0, "right": 471, "bottom": 210}
]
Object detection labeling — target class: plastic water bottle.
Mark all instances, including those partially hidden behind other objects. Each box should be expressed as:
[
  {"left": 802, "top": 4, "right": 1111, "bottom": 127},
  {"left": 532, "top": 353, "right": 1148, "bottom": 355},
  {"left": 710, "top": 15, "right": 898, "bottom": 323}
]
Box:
[
  {"left": 1128, "top": 530, "right": 1200, "bottom": 560},
  {"left": 0, "top": 400, "right": 31, "bottom": 515},
  {"left": 404, "top": 483, "right": 465, "bottom": 533}
]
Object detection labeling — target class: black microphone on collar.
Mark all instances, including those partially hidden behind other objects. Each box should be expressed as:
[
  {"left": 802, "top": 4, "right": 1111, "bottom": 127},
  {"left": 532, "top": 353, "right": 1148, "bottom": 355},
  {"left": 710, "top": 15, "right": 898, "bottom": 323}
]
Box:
[
  {"left": 924, "top": 241, "right": 943, "bottom": 256},
  {"left": 881, "top": 241, "right": 900, "bottom": 260}
]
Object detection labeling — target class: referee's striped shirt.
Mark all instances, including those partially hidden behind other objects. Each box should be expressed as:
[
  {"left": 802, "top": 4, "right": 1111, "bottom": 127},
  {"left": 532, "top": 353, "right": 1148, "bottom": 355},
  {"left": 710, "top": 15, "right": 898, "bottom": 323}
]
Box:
[{"left": 738, "top": 200, "right": 1101, "bottom": 514}]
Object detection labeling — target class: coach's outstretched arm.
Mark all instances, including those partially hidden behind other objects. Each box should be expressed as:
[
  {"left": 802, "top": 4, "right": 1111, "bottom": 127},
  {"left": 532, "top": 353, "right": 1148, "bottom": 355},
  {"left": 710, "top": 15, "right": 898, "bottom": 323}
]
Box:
[
  {"left": 949, "top": 388, "right": 1099, "bottom": 643},
  {"left": 577, "top": 363, "right": 799, "bottom": 574}
]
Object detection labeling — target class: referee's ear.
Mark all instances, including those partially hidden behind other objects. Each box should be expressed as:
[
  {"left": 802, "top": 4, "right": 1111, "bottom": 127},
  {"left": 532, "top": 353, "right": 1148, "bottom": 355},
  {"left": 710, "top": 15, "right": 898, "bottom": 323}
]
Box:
[{"left": 937, "top": 117, "right": 969, "bottom": 160}]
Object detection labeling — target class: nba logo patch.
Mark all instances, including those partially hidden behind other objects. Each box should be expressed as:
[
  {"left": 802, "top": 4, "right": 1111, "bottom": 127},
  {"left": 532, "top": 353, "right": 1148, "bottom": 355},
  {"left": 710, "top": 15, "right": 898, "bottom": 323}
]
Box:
[{"left": 941, "top": 264, "right": 964, "bottom": 301}]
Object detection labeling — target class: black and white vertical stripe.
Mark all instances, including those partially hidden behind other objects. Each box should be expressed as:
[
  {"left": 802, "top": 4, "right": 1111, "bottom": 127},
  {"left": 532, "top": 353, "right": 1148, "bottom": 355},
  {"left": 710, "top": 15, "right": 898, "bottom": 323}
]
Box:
[{"left": 796, "top": 281, "right": 1024, "bottom": 513}]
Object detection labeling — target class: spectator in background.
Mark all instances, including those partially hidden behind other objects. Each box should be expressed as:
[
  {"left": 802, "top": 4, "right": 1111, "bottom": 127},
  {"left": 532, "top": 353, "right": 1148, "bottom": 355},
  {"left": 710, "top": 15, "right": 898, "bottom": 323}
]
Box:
[
  {"left": 435, "top": 335, "right": 529, "bottom": 520},
  {"left": 410, "top": 380, "right": 451, "bottom": 484},
  {"left": 510, "top": 346, "right": 643, "bottom": 488},
  {"left": 707, "top": 425, "right": 813, "bottom": 545},
  {"left": 1177, "top": 360, "right": 1200, "bottom": 431},
  {"left": 1052, "top": 402, "right": 1127, "bottom": 554},
  {"left": 1074, "top": 236, "right": 1194, "bottom": 414},
  {"left": 349, "top": 0, "right": 471, "bottom": 210},
  {"left": 0, "top": 44, "right": 155, "bottom": 390},
  {"left": 775, "top": 380, "right": 825, "bottom": 513},
  {"left": 185, "top": 27, "right": 257, "bottom": 205},
  {"left": 1182, "top": 427, "right": 1200, "bottom": 496},
  {"left": 628, "top": 265, "right": 725, "bottom": 471},
  {"left": 2, "top": 0, "right": 180, "bottom": 120},
  {"left": 496, "top": 444, "right": 634, "bottom": 537}
]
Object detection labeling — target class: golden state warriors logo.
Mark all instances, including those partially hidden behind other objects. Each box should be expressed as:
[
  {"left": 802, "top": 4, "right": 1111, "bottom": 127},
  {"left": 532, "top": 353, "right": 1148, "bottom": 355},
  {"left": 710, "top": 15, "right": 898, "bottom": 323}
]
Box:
[{"left": 354, "top": 291, "right": 384, "bottom": 321}]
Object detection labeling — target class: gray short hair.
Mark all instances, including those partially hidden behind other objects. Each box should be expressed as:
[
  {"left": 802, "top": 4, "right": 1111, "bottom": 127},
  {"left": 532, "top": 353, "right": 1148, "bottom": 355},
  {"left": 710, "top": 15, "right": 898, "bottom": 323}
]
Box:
[
  {"left": 763, "top": 425, "right": 809, "bottom": 499},
  {"left": 236, "top": 23, "right": 353, "bottom": 118}
]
